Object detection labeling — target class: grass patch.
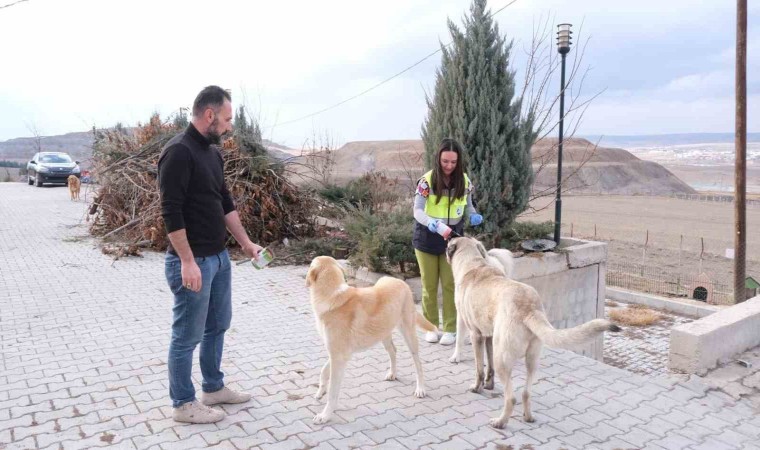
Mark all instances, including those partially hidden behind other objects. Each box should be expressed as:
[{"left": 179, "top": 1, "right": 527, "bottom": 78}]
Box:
[
  {"left": 605, "top": 300, "right": 619, "bottom": 307},
  {"left": 609, "top": 305, "right": 662, "bottom": 326},
  {"left": 627, "top": 303, "right": 650, "bottom": 310}
]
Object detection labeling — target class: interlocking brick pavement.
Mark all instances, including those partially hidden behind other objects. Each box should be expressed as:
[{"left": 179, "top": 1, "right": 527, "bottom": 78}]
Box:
[
  {"left": 2, "top": 183, "right": 760, "bottom": 449},
  {"left": 603, "top": 302, "right": 695, "bottom": 377}
]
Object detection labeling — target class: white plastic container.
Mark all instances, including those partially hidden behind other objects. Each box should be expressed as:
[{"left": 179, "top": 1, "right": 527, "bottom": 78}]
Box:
[
  {"left": 252, "top": 248, "right": 274, "bottom": 269},
  {"left": 435, "top": 221, "right": 452, "bottom": 239}
]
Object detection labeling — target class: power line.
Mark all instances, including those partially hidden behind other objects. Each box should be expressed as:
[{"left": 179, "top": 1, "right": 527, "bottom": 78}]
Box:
[
  {"left": 273, "top": 0, "right": 519, "bottom": 129},
  {"left": 0, "top": 0, "right": 29, "bottom": 10}
]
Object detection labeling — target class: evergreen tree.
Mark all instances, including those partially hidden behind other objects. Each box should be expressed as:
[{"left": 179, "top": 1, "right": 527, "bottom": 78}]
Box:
[
  {"left": 422, "top": 0, "right": 536, "bottom": 247},
  {"left": 233, "top": 105, "right": 250, "bottom": 135},
  {"left": 172, "top": 109, "right": 189, "bottom": 129},
  {"left": 234, "top": 105, "right": 264, "bottom": 143},
  {"left": 232, "top": 105, "right": 268, "bottom": 162}
]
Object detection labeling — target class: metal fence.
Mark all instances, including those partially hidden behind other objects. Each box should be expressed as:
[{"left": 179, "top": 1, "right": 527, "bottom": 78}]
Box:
[
  {"left": 670, "top": 193, "right": 760, "bottom": 208},
  {"left": 606, "top": 261, "right": 734, "bottom": 305}
]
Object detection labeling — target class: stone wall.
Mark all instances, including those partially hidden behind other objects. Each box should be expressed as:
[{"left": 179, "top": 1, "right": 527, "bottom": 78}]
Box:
[{"left": 512, "top": 239, "right": 607, "bottom": 360}]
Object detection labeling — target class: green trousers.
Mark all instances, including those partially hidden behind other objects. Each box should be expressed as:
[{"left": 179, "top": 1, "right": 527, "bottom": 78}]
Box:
[{"left": 415, "top": 249, "right": 456, "bottom": 333}]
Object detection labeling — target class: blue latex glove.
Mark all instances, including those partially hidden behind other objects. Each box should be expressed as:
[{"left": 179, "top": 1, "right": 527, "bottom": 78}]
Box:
[
  {"left": 470, "top": 214, "right": 483, "bottom": 226},
  {"left": 427, "top": 219, "right": 441, "bottom": 233}
]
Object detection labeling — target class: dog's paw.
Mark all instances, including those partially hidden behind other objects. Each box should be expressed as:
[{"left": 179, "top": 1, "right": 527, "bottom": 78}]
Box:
[
  {"left": 313, "top": 412, "right": 331, "bottom": 424},
  {"left": 413, "top": 387, "right": 426, "bottom": 398},
  {"left": 484, "top": 379, "right": 495, "bottom": 390},
  {"left": 489, "top": 417, "right": 507, "bottom": 429},
  {"left": 384, "top": 371, "right": 396, "bottom": 381},
  {"left": 449, "top": 353, "right": 460, "bottom": 364},
  {"left": 469, "top": 383, "right": 483, "bottom": 394},
  {"left": 314, "top": 388, "right": 326, "bottom": 400},
  {"left": 523, "top": 413, "right": 535, "bottom": 423}
]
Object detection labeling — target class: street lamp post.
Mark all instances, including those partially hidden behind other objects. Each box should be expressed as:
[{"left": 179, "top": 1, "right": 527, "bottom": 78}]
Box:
[{"left": 554, "top": 23, "right": 573, "bottom": 244}]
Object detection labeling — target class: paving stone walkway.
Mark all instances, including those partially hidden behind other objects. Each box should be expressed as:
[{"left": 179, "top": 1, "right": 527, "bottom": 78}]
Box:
[
  {"left": 603, "top": 302, "right": 695, "bottom": 377},
  {"left": 1, "top": 183, "right": 759, "bottom": 449}
]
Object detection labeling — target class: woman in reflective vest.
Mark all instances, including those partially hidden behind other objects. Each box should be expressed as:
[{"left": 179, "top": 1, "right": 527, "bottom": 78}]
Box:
[{"left": 412, "top": 138, "right": 483, "bottom": 345}]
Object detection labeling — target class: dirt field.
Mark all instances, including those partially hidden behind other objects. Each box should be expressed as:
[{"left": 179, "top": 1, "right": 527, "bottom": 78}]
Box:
[
  {"left": 523, "top": 195, "right": 760, "bottom": 289},
  {"left": 664, "top": 164, "right": 760, "bottom": 195}
]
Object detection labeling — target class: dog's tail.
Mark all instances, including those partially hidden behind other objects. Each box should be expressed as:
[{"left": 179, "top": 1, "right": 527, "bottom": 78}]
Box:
[
  {"left": 524, "top": 311, "right": 620, "bottom": 349},
  {"left": 415, "top": 312, "right": 438, "bottom": 332}
]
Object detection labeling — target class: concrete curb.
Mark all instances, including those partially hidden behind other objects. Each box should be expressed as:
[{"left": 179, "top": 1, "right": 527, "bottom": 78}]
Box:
[
  {"left": 670, "top": 295, "right": 760, "bottom": 373},
  {"left": 607, "top": 287, "right": 723, "bottom": 318}
]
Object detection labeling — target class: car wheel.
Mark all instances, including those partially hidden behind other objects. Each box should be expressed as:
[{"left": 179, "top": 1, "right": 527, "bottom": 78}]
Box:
[
  {"left": 35, "top": 176, "right": 43, "bottom": 187},
  {"left": 28, "top": 176, "right": 33, "bottom": 185}
]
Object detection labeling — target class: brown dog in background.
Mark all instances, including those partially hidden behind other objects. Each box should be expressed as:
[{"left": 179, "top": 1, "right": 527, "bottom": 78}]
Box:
[{"left": 67, "top": 175, "right": 81, "bottom": 201}]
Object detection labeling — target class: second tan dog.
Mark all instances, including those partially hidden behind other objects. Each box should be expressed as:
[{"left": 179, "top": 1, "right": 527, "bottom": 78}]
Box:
[
  {"left": 306, "top": 256, "right": 437, "bottom": 424},
  {"left": 67, "top": 175, "right": 81, "bottom": 201},
  {"left": 446, "top": 237, "right": 620, "bottom": 429}
]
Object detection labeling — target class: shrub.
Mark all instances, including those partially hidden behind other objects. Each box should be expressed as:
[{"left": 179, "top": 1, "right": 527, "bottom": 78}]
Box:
[
  {"left": 493, "top": 220, "right": 554, "bottom": 251},
  {"left": 319, "top": 171, "right": 402, "bottom": 214},
  {"left": 342, "top": 205, "right": 418, "bottom": 276}
]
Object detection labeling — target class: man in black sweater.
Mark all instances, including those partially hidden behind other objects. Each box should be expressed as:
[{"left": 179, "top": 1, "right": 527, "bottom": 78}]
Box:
[{"left": 158, "top": 86, "right": 263, "bottom": 423}]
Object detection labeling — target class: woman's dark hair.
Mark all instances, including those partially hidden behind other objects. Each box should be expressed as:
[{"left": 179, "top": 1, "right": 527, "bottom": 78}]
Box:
[{"left": 431, "top": 138, "right": 466, "bottom": 204}]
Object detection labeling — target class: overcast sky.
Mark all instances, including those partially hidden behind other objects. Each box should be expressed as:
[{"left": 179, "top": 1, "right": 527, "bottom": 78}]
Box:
[{"left": 0, "top": 0, "right": 757, "bottom": 148}]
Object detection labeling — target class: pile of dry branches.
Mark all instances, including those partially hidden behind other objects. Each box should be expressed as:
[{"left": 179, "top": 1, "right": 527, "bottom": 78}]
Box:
[{"left": 88, "top": 114, "right": 315, "bottom": 256}]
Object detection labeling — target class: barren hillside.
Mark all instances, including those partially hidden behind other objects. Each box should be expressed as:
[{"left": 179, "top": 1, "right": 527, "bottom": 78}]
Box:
[
  {"left": 297, "top": 137, "right": 696, "bottom": 195},
  {"left": 1, "top": 130, "right": 698, "bottom": 196},
  {"left": 0, "top": 132, "right": 94, "bottom": 167},
  {"left": 0, "top": 130, "right": 295, "bottom": 168},
  {"left": 531, "top": 138, "right": 697, "bottom": 195}
]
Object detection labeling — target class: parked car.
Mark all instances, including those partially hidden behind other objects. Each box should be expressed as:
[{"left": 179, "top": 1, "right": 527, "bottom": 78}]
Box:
[{"left": 27, "top": 152, "right": 81, "bottom": 187}]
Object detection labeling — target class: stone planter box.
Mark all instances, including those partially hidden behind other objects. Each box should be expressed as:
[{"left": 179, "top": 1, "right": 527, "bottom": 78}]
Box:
[
  {"left": 512, "top": 238, "right": 608, "bottom": 360},
  {"left": 342, "top": 237, "right": 608, "bottom": 360}
]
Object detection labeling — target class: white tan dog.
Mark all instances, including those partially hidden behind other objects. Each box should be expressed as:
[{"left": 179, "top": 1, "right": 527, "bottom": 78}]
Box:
[
  {"left": 306, "top": 256, "right": 437, "bottom": 424},
  {"left": 446, "top": 237, "right": 620, "bottom": 429},
  {"left": 450, "top": 246, "right": 514, "bottom": 364}
]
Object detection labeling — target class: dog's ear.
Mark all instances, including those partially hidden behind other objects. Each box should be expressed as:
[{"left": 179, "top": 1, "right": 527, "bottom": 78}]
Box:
[
  {"left": 446, "top": 241, "right": 458, "bottom": 260},
  {"left": 475, "top": 241, "right": 488, "bottom": 259},
  {"left": 306, "top": 265, "right": 321, "bottom": 287}
]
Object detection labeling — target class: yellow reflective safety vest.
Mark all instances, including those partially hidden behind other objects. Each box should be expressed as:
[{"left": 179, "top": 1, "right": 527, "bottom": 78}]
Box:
[
  {"left": 412, "top": 170, "right": 471, "bottom": 255},
  {"left": 421, "top": 170, "right": 471, "bottom": 220}
]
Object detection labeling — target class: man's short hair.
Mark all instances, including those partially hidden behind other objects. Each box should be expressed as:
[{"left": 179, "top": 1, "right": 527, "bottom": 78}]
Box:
[{"left": 192, "top": 86, "right": 231, "bottom": 117}]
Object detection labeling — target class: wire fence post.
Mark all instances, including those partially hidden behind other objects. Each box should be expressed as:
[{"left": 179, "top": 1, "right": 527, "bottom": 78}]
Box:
[
  {"left": 699, "top": 237, "right": 705, "bottom": 274},
  {"left": 642, "top": 229, "right": 649, "bottom": 264}
]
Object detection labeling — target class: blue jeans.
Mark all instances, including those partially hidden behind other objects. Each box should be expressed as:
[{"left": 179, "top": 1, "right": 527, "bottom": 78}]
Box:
[{"left": 165, "top": 249, "right": 232, "bottom": 408}]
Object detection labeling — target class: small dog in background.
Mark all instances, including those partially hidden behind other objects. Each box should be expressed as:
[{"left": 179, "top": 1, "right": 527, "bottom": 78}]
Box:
[{"left": 67, "top": 175, "right": 81, "bottom": 201}]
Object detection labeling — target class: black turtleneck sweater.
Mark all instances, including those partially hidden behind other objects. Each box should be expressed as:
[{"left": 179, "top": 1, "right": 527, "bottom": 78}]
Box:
[{"left": 158, "top": 124, "right": 235, "bottom": 257}]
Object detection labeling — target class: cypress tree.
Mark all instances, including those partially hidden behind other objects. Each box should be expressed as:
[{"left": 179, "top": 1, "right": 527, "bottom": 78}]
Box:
[{"left": 422, "top": 0, "right": 536, "bottom": 247}]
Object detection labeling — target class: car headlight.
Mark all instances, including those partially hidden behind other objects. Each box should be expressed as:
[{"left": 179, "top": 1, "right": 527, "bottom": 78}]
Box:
[
  {"left": 37, "top": 165, "right": 50, "bottom": 173},
  {"left": 72, "top": 166, "right": 81, "bottom": 173}
]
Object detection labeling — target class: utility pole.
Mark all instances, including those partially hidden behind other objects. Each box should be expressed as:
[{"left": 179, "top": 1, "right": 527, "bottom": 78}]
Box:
[{"left": 734, "top": 0, "right": 747, "bottom": 303}]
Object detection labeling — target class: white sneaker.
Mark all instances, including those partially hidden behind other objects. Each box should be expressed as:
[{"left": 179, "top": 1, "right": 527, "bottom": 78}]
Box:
[
  {"left": 424, "top": 331, "right": 440, "bottom": 343},
  {"left": 200, "top": 387, "right": 252, "bottom": 406},
  {"left": 439, "top": 332, "right": 456, "bottom": 346},
  {"left": 172, "top": 400, "right": 225, "bottom": 423}
]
